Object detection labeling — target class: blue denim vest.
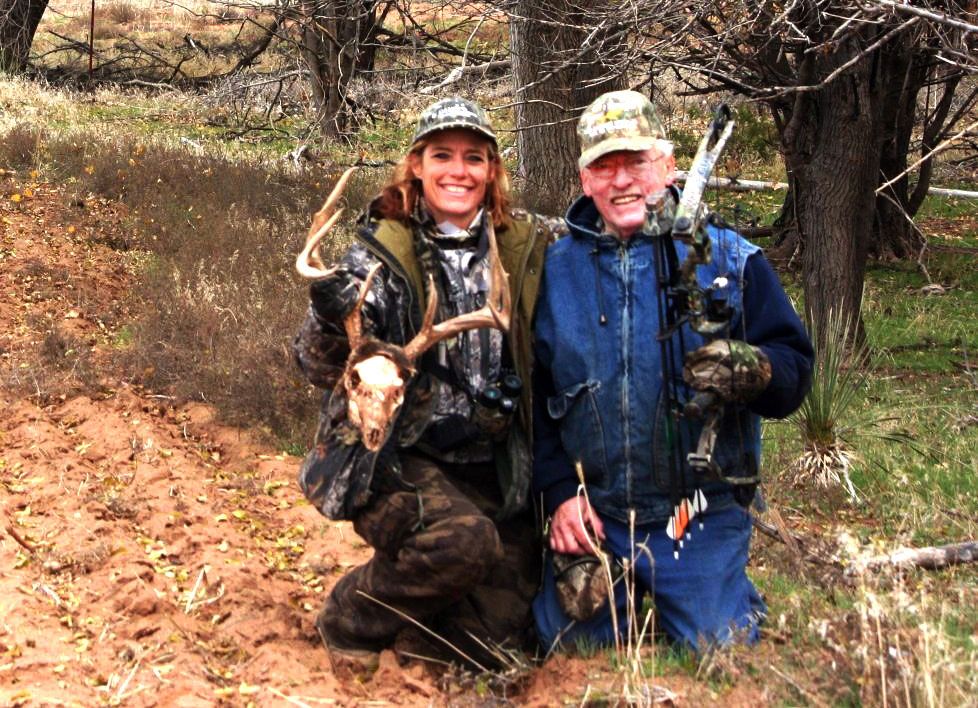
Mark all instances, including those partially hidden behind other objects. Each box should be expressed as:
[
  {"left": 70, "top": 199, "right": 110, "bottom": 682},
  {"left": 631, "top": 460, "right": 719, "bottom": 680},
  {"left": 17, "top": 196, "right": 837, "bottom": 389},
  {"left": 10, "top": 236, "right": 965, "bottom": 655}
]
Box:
[{"left": 535, "top": 197, "right": 762, "bottom": 525}]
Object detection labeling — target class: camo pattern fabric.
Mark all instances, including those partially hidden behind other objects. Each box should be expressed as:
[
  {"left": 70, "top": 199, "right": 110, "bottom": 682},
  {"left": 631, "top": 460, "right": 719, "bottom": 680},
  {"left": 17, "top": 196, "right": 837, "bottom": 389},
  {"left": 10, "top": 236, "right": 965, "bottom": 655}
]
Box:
[
  {"left": 682, "top": 339, "right": 772, "bottom": 404},
  {"left": 552, "top": 549, "right": 621, "bottom": 622},
  {"left": 318, "top": 452, "right": 540, "bottom": 669},
  {"left": 413, "top": 96, "right": 496, "bottom": 145},
  {"left": 412, "top": 206, "right": 506, "bottom": 462},
  {"left": 576, "top": 89, "right": 669, "bottom": 169}
]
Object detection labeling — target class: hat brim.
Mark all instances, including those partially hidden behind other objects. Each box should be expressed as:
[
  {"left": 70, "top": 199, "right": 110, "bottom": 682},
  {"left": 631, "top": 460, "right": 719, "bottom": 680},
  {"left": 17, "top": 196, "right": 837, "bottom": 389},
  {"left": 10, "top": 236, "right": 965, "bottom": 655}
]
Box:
[
  {"left": 413, "top": 121, "right": 497, "bottom": 146},
  {"left": 578, "top": 136, "right": 656, "bottom": 170}
]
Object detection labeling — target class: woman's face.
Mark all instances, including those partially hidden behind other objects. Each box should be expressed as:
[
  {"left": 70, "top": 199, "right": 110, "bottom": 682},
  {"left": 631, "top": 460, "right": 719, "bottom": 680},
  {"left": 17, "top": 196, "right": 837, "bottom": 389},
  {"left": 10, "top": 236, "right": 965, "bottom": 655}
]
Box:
[{"left": 410, "top": 129, "right": 494, "bottom": 229}]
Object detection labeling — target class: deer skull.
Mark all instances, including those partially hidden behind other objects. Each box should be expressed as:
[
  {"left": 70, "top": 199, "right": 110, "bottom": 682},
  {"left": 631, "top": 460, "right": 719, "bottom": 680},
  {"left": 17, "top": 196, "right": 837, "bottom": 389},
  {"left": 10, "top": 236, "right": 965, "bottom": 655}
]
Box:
[{"left": 345, "top": 353, "right": 406, "bottom": 451}]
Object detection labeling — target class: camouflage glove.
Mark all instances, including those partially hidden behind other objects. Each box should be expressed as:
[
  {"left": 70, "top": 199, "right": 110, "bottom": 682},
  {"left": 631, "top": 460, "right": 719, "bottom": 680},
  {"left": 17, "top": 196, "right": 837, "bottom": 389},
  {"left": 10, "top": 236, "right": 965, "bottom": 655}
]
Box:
[
  {"left": 309, "top": 273, "right": 361, "bottom": 325},
  {"left": 552, "top": 548, "right": 622, "bottom": 622},
  {"left": 682, "top": 339, "right": 772, "bottom": 404}
]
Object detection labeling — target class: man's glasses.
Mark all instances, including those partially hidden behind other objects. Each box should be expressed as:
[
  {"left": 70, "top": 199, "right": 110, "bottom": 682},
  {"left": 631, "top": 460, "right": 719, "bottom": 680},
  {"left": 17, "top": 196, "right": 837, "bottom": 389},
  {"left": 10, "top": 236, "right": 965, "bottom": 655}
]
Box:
[{"left": 586, "top": 146, "right": 672, "bottom": 181}]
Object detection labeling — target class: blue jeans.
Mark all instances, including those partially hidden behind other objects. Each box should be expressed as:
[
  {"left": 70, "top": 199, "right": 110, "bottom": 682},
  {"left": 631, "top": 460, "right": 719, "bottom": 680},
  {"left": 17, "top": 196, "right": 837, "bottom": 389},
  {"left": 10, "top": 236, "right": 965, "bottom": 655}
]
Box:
[{"left": 534, "top": 505, "right": 765, "bottom": 652}]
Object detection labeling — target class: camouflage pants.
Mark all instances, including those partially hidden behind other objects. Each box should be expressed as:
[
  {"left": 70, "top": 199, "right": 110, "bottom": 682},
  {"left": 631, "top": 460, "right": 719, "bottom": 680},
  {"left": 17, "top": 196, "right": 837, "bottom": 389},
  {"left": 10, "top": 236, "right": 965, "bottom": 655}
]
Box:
[{"left": 320, "top": 451, "right": 540, "bottom": 668}]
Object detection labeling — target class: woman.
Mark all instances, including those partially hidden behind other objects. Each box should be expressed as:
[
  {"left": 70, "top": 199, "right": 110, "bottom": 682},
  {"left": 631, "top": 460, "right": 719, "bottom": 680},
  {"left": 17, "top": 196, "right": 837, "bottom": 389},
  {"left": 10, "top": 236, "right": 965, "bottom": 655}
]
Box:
[{"left": 293, "top": 97, "right": 565, "bottom": 671}]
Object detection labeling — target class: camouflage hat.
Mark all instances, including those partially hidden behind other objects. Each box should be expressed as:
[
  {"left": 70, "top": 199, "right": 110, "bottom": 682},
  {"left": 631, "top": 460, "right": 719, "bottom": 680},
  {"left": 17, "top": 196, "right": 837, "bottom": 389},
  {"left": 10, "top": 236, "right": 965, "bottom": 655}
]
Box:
[
  {"left": 412, "top": 97, "right": 497, "bottom": 146},
  {"left": 577, "top": 90, "right": 667, "bottom": 169}
]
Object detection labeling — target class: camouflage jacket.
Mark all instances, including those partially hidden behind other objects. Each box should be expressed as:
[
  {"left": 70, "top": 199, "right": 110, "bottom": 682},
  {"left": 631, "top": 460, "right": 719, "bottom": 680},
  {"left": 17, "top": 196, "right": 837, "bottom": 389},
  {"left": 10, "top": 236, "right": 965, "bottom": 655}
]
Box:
[{"left": 293, "top": 199, "right": 566, "bottom": 521}]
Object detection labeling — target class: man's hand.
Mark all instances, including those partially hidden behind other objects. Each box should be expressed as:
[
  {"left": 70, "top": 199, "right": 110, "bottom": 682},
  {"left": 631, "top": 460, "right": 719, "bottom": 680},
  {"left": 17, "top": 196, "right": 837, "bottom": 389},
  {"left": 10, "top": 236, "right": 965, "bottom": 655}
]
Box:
[
  {"left": 683, "top": 339, "right": 772, "bottom": 404},
  {"left": 550, "top": 496, "right": 606, "bottom": 555}
]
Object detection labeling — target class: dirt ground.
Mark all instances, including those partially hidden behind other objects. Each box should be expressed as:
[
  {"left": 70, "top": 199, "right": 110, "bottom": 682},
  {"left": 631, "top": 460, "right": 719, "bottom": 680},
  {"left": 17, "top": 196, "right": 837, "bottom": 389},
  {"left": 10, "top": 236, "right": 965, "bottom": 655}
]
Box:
[{"left": 0, "top": 176, "right": 771, "bottom": 707}]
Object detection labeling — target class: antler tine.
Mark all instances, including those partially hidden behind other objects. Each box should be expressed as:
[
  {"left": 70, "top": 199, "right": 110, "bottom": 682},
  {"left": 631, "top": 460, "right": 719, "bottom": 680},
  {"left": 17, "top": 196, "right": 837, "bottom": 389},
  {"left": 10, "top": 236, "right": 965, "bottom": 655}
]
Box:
[
  {"left": 295, "top": 166, "right": 358, "bottom": 279},
  {"left": 343, "top": 263, "right": 382, "bottom": 350},
  {"left": 403, "top": 220, "right": 511, "bottom": 362}
]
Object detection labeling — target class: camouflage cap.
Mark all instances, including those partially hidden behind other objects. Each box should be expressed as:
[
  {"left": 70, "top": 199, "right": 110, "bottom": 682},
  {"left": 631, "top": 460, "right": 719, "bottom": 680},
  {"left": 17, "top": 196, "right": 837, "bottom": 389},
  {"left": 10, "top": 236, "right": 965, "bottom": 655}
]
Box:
[
  {"left": 577, "top": 90, "right": 668, "bottom": 169},
  {"left": 412, "top": 97, "right": 497, "bottom": 146}
]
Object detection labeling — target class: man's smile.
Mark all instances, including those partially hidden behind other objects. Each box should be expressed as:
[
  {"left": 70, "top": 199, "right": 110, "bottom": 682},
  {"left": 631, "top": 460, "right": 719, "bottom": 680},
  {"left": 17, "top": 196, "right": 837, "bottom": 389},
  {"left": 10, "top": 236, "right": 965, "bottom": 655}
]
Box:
[{"left": 610, "top": 195, "right": 641, "bottom": 205}]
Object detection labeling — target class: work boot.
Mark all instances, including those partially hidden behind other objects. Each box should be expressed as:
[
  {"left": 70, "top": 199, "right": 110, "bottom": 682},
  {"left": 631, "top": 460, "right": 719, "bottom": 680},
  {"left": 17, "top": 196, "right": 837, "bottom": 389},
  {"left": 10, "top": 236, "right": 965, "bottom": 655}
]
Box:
[
  {"left": 315, "top": 607, "right": 381, "bottom": 676},
  {"left": 393, "top": 624, "right": 454, "bottom": 666}
]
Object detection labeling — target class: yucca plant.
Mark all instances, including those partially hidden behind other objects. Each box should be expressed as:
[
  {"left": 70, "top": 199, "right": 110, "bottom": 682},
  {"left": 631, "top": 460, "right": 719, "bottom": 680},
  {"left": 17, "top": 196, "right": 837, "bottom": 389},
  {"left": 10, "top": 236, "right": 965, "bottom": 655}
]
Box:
[{"left": 789, "top": 307, "right": 921, "bottom": 502}]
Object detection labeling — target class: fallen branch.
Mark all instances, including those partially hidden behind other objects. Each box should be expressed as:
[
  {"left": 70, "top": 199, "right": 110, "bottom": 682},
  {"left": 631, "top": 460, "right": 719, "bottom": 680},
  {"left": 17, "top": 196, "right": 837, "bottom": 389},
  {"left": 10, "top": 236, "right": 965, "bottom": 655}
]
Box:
[
  {"left": 750, "top": 513, "right": 838, "bottom": 568},
  {"left": 4, "top": 515, "right": 36, "bottom": 553},
  {"left": 673, "top": 171, "right": 978, "bottom": 199},
  {"left": 420, "top": 59, "right": 511, "bottom": 94},
  {"left": 675, "top": 170, "right": 787, "bottom": 192},
  {"left": 859, "top": 540, "right": 978, "bottom": 572}
]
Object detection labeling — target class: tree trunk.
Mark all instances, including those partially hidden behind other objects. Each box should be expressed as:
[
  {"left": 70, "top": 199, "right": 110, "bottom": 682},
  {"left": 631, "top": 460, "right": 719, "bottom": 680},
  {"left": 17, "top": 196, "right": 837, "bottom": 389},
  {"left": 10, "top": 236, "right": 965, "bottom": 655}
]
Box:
[
  {"left": 872, "top": 40, "right": 930, "bottom": 261},
  {"left": 509, "top": 0, "right": 623, "bottom": 212},
  {"left": 0, "top": 0, "right": 49, "bottom": 72},
  {"left": 767, "top": 176, "right": 803, "bottom": 269},
  {"left": 299, "top": 0, "right": 375, "bottom": 137},
  {"left": 781, "top": 46, "right": 881, "bottom": 343}
]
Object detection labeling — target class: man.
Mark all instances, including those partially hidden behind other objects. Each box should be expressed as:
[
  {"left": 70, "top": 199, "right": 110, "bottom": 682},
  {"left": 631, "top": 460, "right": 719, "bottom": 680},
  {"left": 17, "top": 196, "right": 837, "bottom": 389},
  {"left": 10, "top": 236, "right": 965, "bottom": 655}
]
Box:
[{"left": 531, "top": 90, "right": 814, "bottom": 651}]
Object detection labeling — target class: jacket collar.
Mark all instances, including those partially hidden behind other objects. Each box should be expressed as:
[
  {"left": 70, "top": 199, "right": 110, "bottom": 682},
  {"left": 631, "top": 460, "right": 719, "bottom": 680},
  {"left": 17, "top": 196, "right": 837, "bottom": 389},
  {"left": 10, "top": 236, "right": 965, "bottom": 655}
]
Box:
[{"left": 564, "top": 187, "right": 679, "bottom": 249}]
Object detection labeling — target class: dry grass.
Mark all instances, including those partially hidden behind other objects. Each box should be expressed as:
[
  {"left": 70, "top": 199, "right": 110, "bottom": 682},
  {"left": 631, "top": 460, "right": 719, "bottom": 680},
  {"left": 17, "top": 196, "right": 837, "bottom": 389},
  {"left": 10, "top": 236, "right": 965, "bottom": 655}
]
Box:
[{"left": 0, "top": 78, "right": 389, "bottom": 446}]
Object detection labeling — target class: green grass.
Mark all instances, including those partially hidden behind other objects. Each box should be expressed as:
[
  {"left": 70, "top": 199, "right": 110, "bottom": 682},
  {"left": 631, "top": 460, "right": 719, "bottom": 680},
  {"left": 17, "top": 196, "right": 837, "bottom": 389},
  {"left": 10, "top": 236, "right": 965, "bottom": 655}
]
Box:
[{"left": 864, "top": 260, "right": 977, "bottom": 372}]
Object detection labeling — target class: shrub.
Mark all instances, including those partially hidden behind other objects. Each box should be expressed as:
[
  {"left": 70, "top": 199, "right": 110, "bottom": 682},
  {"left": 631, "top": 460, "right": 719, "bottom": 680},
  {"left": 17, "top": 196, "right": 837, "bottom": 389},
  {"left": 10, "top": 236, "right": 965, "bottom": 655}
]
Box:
[
  {"left": 31, "top": 128, "right": 388, "bottom": 446},
  {"left": 788, "top": 306, "right": 923, "bottom": 501},
  {"left": 0, "top": 123, "right": 44, "bottom": 171},
  {"left": 103, "top": 1, "right": 151, "bottom": 27}
]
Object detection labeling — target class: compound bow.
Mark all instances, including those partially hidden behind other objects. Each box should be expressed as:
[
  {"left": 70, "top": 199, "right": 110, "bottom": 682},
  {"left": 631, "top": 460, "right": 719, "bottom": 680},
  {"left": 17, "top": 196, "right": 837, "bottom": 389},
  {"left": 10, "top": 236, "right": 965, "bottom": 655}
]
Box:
[{"left": 651, "top": 105, "right": 759, "bottom": 557}]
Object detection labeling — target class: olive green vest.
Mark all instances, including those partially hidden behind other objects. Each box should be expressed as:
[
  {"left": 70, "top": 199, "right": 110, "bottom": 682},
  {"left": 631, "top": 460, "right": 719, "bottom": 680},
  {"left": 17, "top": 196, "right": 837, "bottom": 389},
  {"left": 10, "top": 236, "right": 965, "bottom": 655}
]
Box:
[{"left": 356, "top": 213, "right": 548, "bottom": 517}]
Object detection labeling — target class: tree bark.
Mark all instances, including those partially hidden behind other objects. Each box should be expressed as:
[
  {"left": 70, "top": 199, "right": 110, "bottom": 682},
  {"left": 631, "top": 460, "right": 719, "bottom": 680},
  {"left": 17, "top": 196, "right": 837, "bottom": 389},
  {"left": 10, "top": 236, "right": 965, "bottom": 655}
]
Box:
[
  {"left": 0, "top": 0, "right": 49, "bottom": 72},
  {"left": 509, "top": 0, "right": 623, "bottom": 212},
  {"left": 873, "top": 40, "right": 931, "bottom": 261},
  {"left": 299, "top": 0, "right": 379, "bottom": 137},
  {"left": 781, "top": 45, "right": 880, "bottom": 342}
]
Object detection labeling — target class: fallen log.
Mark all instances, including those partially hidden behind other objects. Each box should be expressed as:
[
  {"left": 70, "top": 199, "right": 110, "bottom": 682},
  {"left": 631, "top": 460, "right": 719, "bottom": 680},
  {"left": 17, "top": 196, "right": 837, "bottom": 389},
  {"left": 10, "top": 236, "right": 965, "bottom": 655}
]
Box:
[
  {"left": 751, "top": 515, "right": 978, "bottom": 574},
  {"left": 858, "top": 540, "right": 978, "bottom": 571}
]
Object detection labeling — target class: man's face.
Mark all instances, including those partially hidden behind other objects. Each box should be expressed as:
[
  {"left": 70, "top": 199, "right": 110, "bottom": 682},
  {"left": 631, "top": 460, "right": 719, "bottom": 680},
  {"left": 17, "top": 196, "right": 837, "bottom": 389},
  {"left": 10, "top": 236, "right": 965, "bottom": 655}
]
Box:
[{"left": 580, "top": 148, "right": 675, "bottom": 239}]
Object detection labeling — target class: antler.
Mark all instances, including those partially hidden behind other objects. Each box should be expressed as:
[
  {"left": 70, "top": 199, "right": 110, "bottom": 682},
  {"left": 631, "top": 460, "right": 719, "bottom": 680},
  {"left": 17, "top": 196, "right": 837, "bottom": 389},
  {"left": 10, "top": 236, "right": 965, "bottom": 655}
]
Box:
[
  {"left": 295, "top": 166, "right": 358, "bottom": 279},
  {"left": 403, "top": 220, "right": 511, "bottom": 361},
  {"left": 300, "top": 189, "right": 512, "bottom": 453},
  {"left": 343, "top": 262, "right": 381, "bottom": 350}
]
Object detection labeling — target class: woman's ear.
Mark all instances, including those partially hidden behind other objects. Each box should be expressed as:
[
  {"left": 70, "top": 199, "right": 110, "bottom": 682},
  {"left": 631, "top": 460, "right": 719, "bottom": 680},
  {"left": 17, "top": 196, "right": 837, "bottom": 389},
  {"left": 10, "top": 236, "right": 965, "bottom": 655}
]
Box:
[{"left": 408, "top": 152, "right": 423, "bottom": 180}]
